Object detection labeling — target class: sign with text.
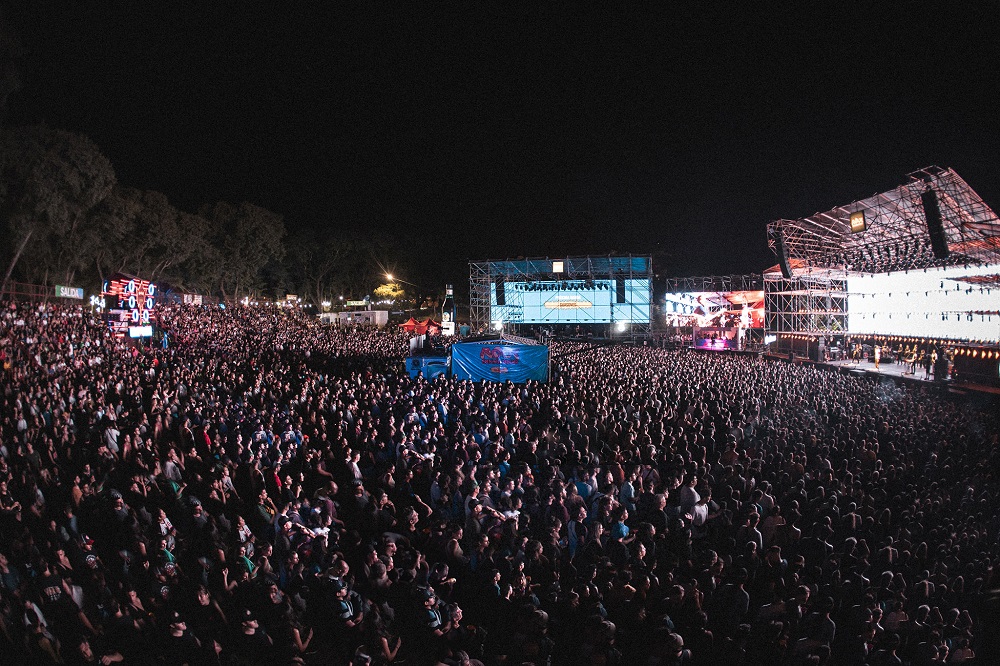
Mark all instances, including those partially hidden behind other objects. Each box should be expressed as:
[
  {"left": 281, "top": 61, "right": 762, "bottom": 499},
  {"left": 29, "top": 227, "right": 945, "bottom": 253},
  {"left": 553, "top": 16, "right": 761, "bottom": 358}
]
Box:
[{"left": 56, "top": 285, "right": 84, "bottom": 299}]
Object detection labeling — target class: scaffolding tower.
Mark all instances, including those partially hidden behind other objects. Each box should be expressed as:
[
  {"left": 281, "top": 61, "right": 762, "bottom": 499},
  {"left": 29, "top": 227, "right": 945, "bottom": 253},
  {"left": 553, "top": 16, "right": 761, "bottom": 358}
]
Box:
[{"left": 764, "top": 271, "right": 848, "bottom": 336}]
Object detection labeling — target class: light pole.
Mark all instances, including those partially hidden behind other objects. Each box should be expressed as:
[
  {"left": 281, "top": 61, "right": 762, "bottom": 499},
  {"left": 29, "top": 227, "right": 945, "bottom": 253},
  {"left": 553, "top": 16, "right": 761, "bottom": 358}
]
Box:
[{"left": 385, "top": 273, "right": 421, "bottom": 290}]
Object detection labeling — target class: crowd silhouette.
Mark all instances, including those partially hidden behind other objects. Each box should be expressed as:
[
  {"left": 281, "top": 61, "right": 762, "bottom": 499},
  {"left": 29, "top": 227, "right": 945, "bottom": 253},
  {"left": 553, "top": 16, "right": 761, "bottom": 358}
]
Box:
[{"left": 1, "top": 301, "right": 997, "bottom": 665}]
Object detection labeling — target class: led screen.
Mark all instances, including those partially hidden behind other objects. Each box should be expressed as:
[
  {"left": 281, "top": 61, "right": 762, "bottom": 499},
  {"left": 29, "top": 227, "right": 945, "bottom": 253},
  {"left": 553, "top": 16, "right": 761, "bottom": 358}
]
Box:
[
  {"left": 664, "top": 290, "right": 765, "bottom": 329},
  {"left": 103, "top": 277, "right": 157, "bottom": 337},
  {"left": 490, "top": 279, "right": 650, "bottom": 324},
  {"left": 847, "top": 263, "right": 1000, "bottom": 341}
]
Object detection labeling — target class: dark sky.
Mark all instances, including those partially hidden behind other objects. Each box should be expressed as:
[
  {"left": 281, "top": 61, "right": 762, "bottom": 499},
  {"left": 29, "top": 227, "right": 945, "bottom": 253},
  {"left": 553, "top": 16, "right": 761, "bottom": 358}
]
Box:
[{"left": 5, "top": 3, "right": 999, "bottom": 283}]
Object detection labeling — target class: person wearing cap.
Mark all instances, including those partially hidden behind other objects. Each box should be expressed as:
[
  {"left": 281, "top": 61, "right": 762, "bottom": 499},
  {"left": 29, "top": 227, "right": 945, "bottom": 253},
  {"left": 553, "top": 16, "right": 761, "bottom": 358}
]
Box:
[
  {"left": 229, "top": 608, "right": 273, "bottom": 665},
  {"left": 332, "top": 578, "right": 365, "bottom": 631},
  {"left": 161, "top": 610, "right": 202, "bottom": 666},
  {"left": 420, "top": 586, "right": 457, "bottom": 642}
]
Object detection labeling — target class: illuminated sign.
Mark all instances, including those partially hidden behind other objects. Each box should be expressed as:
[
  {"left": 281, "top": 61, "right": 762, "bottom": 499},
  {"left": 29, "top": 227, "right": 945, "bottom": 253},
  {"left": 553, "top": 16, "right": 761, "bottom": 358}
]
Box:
[
  {"left": 55, "top": 285, "right": 84, "bottom": 299},
  {"left": 849, "top": 211, "right": 867, "bottom": 233},
  {"left": 346, "top": 300, "right": 368, "bottom": 307},
  {"left": 128, "top": 326, "right": 153, "bottom": 338}
]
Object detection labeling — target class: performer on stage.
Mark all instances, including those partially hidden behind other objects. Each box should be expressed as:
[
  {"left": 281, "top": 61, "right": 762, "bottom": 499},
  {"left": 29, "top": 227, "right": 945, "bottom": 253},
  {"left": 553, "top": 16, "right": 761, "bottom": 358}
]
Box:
[
  {"left": 739, "top": 303, "right": 751, "bottom": 330},
  {"left": 874, "top": 344, "right": 881, "bottom": 370}
]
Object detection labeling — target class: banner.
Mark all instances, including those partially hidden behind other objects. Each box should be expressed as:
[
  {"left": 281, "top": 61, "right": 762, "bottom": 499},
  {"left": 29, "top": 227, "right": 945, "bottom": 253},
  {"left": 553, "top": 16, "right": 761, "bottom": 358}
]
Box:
[
  {"left": 451, "top": 342, "right": 549, "bottom": 383},
  {"left": 56, "top": 285, "right": 84, "bottom": 299}
]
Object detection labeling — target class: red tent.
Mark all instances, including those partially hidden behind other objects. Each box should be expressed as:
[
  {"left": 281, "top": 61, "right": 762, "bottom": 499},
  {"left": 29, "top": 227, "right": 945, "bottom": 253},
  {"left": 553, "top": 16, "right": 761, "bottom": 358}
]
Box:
[
  {"left": 398, "top": 317, "right": 420, "bottom": 332},
  {"left": 423, "top": 319, "right": 442, "bottom": 335}
]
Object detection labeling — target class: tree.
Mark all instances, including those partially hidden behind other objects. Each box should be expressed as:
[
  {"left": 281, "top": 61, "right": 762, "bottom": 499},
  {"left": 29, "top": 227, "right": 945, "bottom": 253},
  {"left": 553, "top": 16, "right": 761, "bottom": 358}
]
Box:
[
  {"left": 199, "top": 201, "right": 286, "bottom": 302},
  {"left": 87, "top": 186, "right": 211, "bottom": 286},
  {"left": 373, "top": 282, "right": 405, "bottom": 301},
  {"left": 287, "top": 229, "right": 381, "bottom": 306},
  {"left": 0, "top": 124, "right": 116, "bottom": 291}
]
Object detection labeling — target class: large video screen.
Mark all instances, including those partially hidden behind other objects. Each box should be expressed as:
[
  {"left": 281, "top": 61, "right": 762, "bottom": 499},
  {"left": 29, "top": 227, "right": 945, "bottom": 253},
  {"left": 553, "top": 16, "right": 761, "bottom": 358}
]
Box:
[
  {"left": 490, "top": 279, "right": 650, "bottom": 324},
  {"left": 103, "top": 277, "right": 157, "bottom": 337},
  {"left": 847, "top": 263, "right": 1000, "bottom": 341},
  {"left": 664, "top": 290, "right": 765, "bottom": 328}
]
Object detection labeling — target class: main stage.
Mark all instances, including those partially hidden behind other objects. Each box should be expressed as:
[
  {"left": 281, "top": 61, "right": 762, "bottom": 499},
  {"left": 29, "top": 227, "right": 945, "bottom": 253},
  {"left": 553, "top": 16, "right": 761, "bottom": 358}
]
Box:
[
  {"left": 823, "top": 358, "right": 937, "bottom": 382},
  {"left": 808, "top": 357, "right": 1000, "bottom": 396}
]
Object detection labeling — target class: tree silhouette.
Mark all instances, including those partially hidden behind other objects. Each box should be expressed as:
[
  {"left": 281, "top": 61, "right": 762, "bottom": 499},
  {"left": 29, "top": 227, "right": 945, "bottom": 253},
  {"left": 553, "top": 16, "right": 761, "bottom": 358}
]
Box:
[{"left": 0, "top": 124, "right": 115, "bottom": 291}]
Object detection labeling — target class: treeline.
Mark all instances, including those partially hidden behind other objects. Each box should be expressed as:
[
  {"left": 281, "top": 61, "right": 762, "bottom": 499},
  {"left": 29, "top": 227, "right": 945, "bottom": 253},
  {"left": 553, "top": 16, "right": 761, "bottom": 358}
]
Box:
[{"left": 0, "top": 124, "right": 429, "bottom": 305}]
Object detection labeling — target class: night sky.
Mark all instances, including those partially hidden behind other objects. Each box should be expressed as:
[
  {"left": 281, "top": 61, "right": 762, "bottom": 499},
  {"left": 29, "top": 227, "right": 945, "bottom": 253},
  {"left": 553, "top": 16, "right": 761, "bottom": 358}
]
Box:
[{"left": 5, "top": 3, "right": 999, "bottom": 284}]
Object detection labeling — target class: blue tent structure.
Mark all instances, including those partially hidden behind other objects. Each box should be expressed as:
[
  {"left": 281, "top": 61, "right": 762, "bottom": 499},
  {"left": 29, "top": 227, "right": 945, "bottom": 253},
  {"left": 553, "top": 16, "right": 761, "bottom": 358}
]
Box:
[{"left": 404, "top": 355, "right": 449, "bottom": 380}]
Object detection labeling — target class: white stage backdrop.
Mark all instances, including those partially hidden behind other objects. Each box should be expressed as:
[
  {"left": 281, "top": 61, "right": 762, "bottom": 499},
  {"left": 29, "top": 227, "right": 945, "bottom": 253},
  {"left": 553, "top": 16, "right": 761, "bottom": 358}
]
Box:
[{"left": 847, "top": 263, "right": 1000, "bottom": 341}]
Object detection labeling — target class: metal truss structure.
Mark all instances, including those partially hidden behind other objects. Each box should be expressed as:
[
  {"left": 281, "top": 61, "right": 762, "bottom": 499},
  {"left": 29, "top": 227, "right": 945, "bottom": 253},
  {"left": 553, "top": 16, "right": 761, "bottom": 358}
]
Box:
[
  {"left": 767, "top": 166, "right": 1000, "bottom": 275},
  {"left": 764, "top": 167, "right": 1000, "bottom": 340},
  {"left": 764, "top": 272, "right": 848, "bottom": 336},
  {"left": 469, "top": 256, "right": 653, "bottom": 333},
  {"left": 665, "top": 274, "right": 762, "bottom": 293}
]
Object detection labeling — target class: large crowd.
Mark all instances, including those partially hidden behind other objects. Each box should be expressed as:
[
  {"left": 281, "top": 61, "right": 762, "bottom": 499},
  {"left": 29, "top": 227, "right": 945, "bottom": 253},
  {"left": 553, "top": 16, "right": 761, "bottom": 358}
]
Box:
[{"left": 1, "top": 300, "right": 998, "bottom": 665}]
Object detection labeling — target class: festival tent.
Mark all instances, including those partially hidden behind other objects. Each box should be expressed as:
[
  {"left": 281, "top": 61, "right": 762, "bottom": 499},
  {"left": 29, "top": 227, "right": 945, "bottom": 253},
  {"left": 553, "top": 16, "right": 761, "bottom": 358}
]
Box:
[
  {"left": 408, "top": 318, "right": 442, "bottom": 335},
  {"left": 398, "top": 317, "right": 420, "bottom": 332}
]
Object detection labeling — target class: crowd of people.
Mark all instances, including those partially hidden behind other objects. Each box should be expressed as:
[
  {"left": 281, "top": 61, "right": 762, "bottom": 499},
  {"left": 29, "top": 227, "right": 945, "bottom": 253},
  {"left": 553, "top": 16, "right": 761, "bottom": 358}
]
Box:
[{"left": 1, "top": 300, "right": 998, "bottom": 665}]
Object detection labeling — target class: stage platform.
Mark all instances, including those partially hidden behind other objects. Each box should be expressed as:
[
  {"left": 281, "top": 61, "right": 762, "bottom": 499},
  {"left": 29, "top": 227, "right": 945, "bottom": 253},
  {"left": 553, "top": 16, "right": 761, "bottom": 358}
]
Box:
[
  {"left": 823, "top": 358, "right": 936, "bottom": 382},
  {"left": 820, "top": 358, "right": 1000, "bottom": 397}
]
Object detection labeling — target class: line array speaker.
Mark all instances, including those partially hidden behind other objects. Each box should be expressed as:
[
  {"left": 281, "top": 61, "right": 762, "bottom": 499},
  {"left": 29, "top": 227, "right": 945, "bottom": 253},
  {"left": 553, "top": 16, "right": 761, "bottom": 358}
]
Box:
[
  {"left": 921, "top": 189, "right": 950, "bottom": 260},
  {"left": 774, "top": 229, "right": 793, "bottom": 279}
]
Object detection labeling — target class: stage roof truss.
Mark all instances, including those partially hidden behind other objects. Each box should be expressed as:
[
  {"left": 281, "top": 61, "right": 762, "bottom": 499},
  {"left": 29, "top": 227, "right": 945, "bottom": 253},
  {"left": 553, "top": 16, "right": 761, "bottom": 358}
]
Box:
[
  {"left": 665, "top": 274, "right": 762, "bottom": 293},
  {"left": 768, "top": 166, "right": 1000, "bottom": 275}
]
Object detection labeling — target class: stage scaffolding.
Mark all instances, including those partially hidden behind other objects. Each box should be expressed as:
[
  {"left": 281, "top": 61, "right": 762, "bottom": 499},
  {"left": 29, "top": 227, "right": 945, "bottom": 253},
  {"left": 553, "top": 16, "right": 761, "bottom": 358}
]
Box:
[
  {"left": 767, "top": 166, "right": 1000, "bottom": 275},
  {"left": 469, "top": 255, "right": 653, "bottom": 333},
  {"left": 764, "top": 271, "right": 848, "bottom": 336},
  {"left": 765, "top": 167, "right": 1000, "bottom": 341},
  {"left": 665, "top": 274, "right": 762, "bottom": 293}
]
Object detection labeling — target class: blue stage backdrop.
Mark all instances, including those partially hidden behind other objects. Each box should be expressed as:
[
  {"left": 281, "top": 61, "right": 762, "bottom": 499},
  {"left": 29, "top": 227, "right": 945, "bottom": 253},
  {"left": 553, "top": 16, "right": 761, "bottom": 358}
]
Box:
[{"left": 451, "top": 342, "right": 549, "bottom": 383}]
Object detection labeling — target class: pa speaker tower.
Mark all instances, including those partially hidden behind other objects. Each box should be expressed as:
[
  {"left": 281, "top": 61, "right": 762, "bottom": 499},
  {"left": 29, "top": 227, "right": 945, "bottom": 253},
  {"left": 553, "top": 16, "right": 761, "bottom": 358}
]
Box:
[
  {"left": 921, "top": 189, "right": 950, "bottom": 260},
  {"left": 495, "top": 277, "right": 505, "bottom": 306},
  {"left": 774, "top": 229, "right": 793, "bottom": 279},
  {"left": 615, "top": 279, "right": 626, "bottom": 303}
]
